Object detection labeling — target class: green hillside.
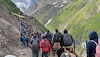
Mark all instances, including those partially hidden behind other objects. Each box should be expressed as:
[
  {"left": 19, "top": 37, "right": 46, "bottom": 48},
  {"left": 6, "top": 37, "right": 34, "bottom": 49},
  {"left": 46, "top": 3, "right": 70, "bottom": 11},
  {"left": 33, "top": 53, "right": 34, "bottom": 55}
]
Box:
[
  {"left": 32, "top": 4, "right": 63, "bottom": 25},
  {"left": 0, "top": 0, "right": 23, "bottom": 14},
  {"left": 32, "top": 4, "right": 53, "bottom": 25},
  {"left": 46, "top": 0, "right": 100, "bottom": 40}
]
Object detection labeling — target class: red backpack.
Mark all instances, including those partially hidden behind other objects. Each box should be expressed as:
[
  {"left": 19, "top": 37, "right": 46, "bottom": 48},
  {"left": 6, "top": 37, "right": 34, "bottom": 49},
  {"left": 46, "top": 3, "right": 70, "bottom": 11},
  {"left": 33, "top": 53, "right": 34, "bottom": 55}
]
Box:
[{"left": 91, "top": 40, "right": 100, "bottom": 57}]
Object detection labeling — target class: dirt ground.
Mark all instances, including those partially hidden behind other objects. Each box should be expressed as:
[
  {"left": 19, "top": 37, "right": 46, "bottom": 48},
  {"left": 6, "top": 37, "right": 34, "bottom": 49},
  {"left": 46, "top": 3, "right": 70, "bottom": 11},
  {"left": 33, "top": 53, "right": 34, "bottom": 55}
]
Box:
[{"left": 17, "top": 47, "right": 57, "bottom": 57}]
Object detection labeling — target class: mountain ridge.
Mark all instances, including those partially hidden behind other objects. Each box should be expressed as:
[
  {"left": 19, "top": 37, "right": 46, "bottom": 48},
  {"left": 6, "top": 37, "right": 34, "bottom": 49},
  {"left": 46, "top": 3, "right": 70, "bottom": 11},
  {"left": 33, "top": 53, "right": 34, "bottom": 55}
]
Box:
[{"left": 29, "top": 0, "right": 70, "bottom": 25}]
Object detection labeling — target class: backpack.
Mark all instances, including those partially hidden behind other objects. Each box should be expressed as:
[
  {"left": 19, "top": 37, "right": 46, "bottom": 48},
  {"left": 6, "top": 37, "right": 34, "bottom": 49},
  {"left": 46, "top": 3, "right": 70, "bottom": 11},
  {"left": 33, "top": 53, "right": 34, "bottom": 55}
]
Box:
[
  {"left": 32, "top": 40, "right": 39, "bottom": 51},
  {"left": 21, "top": 36, "right": 27, "bottom": 42},
  {"left": 91, "top": 40, "right": 100, "bottom": 57},
  {"left": 63, "top": 34, "right": 73, "bottom": 46},
  {"left": 42, "top": 39, "right": 47, "bottom": 47},
  {"left": 54, "top": 32, "right": 62, "bottom": 42},
  {"left": 46, "top": 33, "right": 52, "bottom": 41}
]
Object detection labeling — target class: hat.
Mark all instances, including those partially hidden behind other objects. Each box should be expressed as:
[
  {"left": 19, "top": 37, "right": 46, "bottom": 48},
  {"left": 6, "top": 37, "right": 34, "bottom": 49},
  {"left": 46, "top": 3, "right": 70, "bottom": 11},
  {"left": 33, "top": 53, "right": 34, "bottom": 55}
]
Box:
[{"left": 89, "top": 31, "right": 98, "bottom": 40}]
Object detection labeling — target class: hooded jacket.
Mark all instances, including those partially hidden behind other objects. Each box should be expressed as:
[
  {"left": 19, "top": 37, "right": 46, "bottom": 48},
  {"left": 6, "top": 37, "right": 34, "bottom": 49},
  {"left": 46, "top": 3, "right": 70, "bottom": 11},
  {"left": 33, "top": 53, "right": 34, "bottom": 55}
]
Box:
[
  {"left": 39, "top": 39, "right": 50, "bottom": 52},
  {"left": 87, "top": 31, "right": 98, "bottom": 57}
]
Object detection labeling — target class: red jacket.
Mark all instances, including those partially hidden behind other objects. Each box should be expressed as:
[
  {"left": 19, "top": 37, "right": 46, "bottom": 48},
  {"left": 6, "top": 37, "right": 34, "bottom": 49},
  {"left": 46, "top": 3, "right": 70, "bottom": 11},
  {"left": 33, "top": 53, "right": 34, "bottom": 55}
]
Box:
[{"left": 39, "top": 39, "right": 50, "bottom": 52}]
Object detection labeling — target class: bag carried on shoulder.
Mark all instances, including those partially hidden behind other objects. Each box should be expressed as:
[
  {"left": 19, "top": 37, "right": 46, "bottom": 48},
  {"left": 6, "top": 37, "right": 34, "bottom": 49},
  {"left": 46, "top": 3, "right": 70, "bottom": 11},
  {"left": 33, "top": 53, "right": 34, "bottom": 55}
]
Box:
[
  {"left": 90, "top": 40, "right": 100, "bottom": 57},
  {"left": 55, "top": 32, "right": 62, "bottom": 42},
  {"left": 42, "top": 40, "right": 47, "bottom": 47}
]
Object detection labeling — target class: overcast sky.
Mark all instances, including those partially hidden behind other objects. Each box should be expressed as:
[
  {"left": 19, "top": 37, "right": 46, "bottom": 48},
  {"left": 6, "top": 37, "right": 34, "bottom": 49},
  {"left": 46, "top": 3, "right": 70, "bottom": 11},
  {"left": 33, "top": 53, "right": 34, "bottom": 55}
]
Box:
[{"left": 11, "top": 0, "right": 35, "bottom": 12}]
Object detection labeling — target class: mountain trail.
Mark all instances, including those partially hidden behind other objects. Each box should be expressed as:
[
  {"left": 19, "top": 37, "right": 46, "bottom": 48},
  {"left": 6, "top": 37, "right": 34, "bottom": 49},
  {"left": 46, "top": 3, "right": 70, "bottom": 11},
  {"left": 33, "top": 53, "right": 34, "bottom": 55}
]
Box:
[
  {"left": 16, "top": 47, "right": 32, "bottom": 57},
  {"left": 16, "top": 46, "right": 58, "bottom": 57}
]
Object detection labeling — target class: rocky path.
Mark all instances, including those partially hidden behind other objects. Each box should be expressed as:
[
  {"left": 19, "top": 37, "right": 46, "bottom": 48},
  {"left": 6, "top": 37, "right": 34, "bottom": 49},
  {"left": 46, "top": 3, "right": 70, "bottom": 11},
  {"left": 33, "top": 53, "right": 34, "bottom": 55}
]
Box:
[
  {"left": 16, "top": 46, "right": 57, "bottom": 57},
  {"left": 15, "top": 41, "right": 87, "bottom": 57},
  {"left": 16, "top": 47, "right": 32, "bottom": 57}
]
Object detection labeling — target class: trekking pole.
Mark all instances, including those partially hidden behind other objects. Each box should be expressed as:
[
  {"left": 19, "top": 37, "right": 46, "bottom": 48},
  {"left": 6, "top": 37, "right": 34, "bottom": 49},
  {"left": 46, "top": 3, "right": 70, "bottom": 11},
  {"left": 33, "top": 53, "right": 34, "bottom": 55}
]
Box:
[
  {"left": 86, "top": 40, "right": 87, "bottom": 57},
  {"left": 73, "top": 40, "right": 76, "bottom": 52}
]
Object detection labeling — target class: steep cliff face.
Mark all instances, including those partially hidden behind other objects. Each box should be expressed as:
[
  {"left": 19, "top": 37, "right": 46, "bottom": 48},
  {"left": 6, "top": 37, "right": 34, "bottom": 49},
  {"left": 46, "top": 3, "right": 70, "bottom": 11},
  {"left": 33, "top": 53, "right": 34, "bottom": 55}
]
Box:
[
  {"left": 0, "top": 3, "right": 20, "bottom": 56},
  {"left": 0, "top": 0, "right": 47, "bottom": 56}
]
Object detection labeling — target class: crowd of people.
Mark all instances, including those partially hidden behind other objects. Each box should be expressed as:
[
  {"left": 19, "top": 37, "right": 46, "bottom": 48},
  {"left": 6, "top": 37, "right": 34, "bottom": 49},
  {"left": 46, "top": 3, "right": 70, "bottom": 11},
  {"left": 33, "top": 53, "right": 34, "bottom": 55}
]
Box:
[
  {"left": 20, "top": 28, "right": 77, "bottom": 57},
  {"left": 19, "top": 17, "right": 100, "bottom": 57}
]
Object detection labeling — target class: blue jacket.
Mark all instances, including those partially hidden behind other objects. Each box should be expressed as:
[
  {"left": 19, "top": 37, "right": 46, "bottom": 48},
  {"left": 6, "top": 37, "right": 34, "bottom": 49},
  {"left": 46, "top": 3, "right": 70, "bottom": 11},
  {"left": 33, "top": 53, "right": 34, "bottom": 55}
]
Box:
[
  {"left": 87, "top": 31, "right": 98, "bottom": 57},
  {"left": 21, "top": 35, "right": 27, "bottom": 42}
]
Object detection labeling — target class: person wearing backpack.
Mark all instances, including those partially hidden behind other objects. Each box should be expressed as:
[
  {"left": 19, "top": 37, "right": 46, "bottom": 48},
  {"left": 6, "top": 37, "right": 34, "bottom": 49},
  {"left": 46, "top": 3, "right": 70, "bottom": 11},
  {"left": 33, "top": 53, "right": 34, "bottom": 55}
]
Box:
[
  {"left": 36, "top": 32, "right": 41, "bottom": 42},
  {"left": 45, "top": 30, "right": 52, "bottom": 45},
  {"left": 52, "top": 29, "right": 62, "bottom": 57},
  {"left": 30, "top": 36, "right": 39, "bottom": 57},
  {"left": 61, "top": 29, "right": 73, "bottom": 46},
  {"left": 53, "top": 29, "right": 63, "bottom": 43},
  {"left": 87, "top": 31, "right": 99, "bottom": 57},
  {"left": 52, "top": 29, "right": 62, "bottom": 51},
  {"left": 21, "top": 33, "right": 28, "bottom": 48},
  {"left": 57, "top": 29, "right": 73, "bottom": 57},
  {"left": 39, "top": 36, "right": 51, "bottom": 57}
]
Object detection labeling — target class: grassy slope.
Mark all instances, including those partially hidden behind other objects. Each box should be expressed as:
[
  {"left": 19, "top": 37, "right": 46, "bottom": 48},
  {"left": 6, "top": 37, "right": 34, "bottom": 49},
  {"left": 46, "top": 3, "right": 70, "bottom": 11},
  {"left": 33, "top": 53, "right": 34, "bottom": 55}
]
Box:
[
  {"left": 32, "top": 4, "right": 63, "bottom": 25},
  {"left": 66, "top": 0, "right": 99, "bottom": 39},
  {"left": 46, "top": 0, "right": 100, "bottom": 40},
  {"left": 46, "top": 0, "right": 82, "bottom": 33},
  {"left": 32, "top": 4, "right": 53, "bottom": 24},
  {"left": 0, "top": 0, "right": 23, "bottom": 14},
  {"left": 31, "top": 19, "right": 47, "bottom": 33}
]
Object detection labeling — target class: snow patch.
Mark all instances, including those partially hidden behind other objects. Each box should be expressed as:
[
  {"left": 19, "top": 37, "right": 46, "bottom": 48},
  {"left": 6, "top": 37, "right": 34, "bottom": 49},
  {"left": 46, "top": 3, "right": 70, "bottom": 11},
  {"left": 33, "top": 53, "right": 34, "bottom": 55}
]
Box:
[
  {"left": 52, "top": 1, "right": 58, "bottom": 5},
  {"left": 44, "top": 18, "right": 52, "bottom": 26},
  {"left": 63, "top": 1, "right": 67, "bottom": 4},
  {"left": 58, "top": 4, "right": 64, "bottom": 8}
]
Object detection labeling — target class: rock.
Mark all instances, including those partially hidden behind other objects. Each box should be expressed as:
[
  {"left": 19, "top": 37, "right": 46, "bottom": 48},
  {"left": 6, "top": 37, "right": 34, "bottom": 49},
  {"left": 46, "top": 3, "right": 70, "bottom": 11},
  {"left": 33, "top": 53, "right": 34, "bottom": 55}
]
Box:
[
  {"left": 4, "top": 55, "right": 16, "bottom": 57},
  {"left": 0, "top": 4, "right": 20, "bottom": 56}
]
